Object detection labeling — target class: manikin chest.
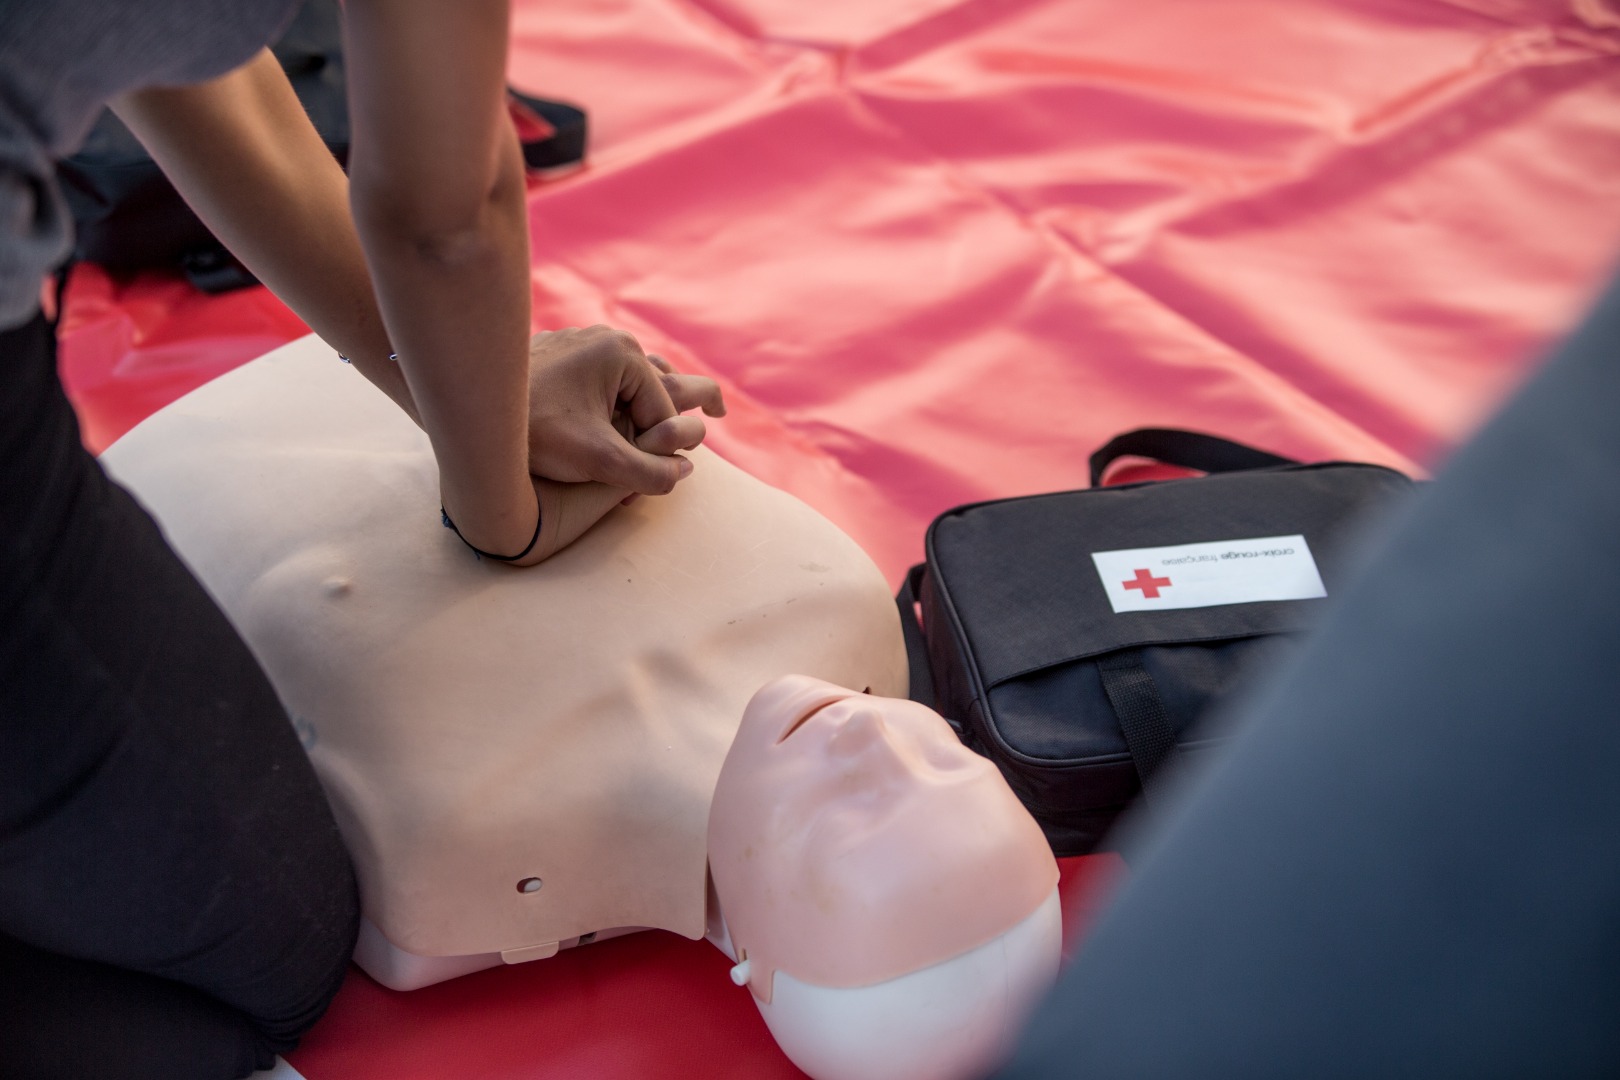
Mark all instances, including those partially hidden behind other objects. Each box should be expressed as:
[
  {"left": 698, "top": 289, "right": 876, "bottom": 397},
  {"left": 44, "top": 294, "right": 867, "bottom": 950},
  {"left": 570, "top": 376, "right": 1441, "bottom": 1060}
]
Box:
[{"left": 102, "top": 335, "right": 909, "bottom": 970}]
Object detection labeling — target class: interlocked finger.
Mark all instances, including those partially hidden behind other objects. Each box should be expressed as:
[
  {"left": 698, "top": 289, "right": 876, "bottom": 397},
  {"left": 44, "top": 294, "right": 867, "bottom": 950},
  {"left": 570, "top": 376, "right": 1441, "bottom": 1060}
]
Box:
[
  {"left": 636, "top": 415, "right": 706, "bottom": 456},
  {"left": 642, "top": 355, "right": 725, "bottom": 417}
]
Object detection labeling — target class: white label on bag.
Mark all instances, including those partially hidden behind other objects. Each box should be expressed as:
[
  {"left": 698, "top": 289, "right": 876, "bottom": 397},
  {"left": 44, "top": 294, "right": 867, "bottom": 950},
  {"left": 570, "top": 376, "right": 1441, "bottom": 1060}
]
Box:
[{"left": 1091, "top": 534, "right": 1327, "bottom": 613}]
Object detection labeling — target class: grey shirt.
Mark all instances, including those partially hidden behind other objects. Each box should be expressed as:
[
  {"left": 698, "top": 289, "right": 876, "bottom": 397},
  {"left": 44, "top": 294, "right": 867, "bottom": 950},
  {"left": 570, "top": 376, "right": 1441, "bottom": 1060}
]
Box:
[{"left": 0, "top": 0, "right": 299, "bottom": 329}]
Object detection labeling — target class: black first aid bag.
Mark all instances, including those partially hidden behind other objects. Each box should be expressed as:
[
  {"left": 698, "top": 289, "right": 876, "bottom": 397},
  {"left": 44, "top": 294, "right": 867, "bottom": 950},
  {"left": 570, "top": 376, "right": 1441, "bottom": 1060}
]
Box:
[{"left": 897, "top": 428, "right": 1414, "bottom": 856}]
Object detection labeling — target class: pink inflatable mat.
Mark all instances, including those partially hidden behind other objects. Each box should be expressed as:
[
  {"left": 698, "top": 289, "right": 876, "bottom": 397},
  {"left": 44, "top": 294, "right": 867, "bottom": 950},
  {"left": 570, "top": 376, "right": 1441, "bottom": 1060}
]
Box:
[{"left": 57, "top": 1, "right": 1620, "bottom": 1076}]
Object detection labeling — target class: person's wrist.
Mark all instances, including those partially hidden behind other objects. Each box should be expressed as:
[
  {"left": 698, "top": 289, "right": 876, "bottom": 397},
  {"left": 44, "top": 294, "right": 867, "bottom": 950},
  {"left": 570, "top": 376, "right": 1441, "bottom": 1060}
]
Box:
[
  {"left": 437, "top": 466, "right": 541, "bottom": 561},
  {"left": 441, "top": 490, "right": 542, "bottom": 563}
]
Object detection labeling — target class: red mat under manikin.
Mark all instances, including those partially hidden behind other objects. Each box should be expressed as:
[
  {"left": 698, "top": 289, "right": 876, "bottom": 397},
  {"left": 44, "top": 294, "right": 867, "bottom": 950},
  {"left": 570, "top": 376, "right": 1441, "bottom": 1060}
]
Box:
[{"left": 57, "top": 1, "right": 1620, "bottom": 1076}]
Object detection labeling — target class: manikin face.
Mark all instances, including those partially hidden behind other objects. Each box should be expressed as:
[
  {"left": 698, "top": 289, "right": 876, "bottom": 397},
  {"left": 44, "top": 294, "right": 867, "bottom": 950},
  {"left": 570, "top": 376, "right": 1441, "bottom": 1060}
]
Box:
[{"left": 708, "top": 675, "right": 1057, "bottom": 1004}]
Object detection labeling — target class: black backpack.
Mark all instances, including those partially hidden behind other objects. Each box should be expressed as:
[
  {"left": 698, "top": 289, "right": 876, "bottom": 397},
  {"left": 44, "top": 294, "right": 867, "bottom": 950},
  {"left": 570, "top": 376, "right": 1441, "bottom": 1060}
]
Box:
[{"left": 57, "top": 0, "right": 587, "bottom": 293}]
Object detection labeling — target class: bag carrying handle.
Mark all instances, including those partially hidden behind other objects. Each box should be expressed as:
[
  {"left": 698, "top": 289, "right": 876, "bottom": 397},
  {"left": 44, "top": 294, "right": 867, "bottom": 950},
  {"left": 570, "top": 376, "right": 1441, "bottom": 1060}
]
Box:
[
  {"left": 895, "top": 564, "right": 940, "bottom": 715},
  {"left": 1088, "top": 428, "right": 1298, "bottom": 488}
]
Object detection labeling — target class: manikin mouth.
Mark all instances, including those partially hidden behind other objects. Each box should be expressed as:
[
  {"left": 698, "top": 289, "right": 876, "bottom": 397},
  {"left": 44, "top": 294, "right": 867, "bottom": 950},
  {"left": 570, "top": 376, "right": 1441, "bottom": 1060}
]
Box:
[{"left": 776, "top": 696, "right": 847, "bottom": 744}]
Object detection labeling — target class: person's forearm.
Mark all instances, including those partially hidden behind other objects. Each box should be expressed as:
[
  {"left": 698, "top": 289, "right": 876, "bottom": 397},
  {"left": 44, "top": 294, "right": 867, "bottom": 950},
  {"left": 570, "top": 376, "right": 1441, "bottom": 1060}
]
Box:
[
  {"left": 118, "top": 24, "right": 537, "bottom": 555},
  {"left": 351, "top": 128, "right": 537, "bottom": 556},
  {"left": 113, "top": 51, "right": 421, "bottom": 424},
  {"left": 340, "top": 0, "right": 536, "bottom": 555}
]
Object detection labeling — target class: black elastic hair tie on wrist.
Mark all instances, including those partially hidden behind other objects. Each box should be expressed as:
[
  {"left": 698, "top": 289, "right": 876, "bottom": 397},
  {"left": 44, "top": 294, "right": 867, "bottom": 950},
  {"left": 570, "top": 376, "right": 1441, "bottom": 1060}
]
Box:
[{"left": 440, "top": 499, "right": 542, "bottom": 562}]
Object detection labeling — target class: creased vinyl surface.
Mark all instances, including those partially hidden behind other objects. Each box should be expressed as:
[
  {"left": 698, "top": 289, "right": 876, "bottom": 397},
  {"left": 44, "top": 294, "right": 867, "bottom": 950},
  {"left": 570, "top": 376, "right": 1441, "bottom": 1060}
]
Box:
[{"left": 55, "top": 1, "right": 1620, "bottom": 1076}]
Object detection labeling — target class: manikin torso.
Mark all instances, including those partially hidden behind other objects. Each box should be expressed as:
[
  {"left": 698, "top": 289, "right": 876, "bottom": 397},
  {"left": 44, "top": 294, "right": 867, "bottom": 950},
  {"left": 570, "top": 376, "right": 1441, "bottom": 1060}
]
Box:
[{"left": 104, "top": 336, "right": 1060, "bottom": 1080}]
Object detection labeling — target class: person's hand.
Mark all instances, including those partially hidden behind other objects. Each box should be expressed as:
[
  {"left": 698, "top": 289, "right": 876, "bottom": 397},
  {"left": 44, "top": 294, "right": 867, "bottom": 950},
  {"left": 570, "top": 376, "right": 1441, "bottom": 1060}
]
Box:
[
  {"left": 499, "top": 475, "right": 629, "bottom": 567},
  {"left": 643, "top": 351, "right": 726, "bottom": 427},
  {"left": 503, "top": 414, "right": 708, "bottom": 565},
  {"left": 526, "top": 325, "right": 726, "bottom": 494}
]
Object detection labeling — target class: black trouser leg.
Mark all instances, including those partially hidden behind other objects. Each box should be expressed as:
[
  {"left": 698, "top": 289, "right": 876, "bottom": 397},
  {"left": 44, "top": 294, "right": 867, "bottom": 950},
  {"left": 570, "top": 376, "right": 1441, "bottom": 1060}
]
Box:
[
  {"left": 0, "top": 314, "right": 359, "bottom": 1079},
  {"left": 0, "top": 933, "right": 270, "bottom": 1079}
]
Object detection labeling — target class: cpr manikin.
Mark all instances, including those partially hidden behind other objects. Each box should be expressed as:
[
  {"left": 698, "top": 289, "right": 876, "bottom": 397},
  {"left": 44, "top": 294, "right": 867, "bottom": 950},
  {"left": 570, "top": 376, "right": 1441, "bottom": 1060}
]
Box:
[
  {"left": 708, "top": 675, "right": 1060, "bottom": 1080},
  {"left": 103, "top": 335, "right": 1060, "bottom": 1078}
]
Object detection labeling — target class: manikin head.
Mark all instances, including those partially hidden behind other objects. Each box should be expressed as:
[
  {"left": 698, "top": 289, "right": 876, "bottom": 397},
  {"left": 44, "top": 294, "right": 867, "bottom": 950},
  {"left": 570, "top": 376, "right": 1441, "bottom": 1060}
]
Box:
[{"left": 708, "top": 675, "right": 1061, "bottom": 1080}]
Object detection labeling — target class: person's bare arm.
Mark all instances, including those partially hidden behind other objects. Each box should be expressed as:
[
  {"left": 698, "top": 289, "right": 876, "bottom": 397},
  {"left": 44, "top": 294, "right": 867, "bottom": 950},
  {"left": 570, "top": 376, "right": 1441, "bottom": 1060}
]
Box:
[
  {"left": 113, "top": 49, "right": 419, "bottom": 425},
  {"left": 335, "top": 0, "right": 539, "bottom": 555},
  {"left": 341, "top": 1, "right": 721, "bottom": 555},
  {"left": 117, "top": 31, "right": 530, "bottom": 553},
  {"left": 114, "top": 7, "right": 725, "bottom": 560}
]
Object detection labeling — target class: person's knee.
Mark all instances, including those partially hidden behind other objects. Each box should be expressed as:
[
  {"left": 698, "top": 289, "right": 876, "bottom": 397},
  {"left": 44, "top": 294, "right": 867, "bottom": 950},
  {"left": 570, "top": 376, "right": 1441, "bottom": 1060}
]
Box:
[
  {"left": 0, "top": 933, "right": 274, "bottom": 1080},
  {"left": 245, "top": 832, "right": 360, "bottom": 1053}
]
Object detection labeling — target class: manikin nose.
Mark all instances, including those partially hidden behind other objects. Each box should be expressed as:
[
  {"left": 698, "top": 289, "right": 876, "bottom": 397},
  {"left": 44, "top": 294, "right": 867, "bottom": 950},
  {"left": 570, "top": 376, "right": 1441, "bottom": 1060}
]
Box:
[{"left": 826, "top": 706, "right": 915, "bottom": 787}]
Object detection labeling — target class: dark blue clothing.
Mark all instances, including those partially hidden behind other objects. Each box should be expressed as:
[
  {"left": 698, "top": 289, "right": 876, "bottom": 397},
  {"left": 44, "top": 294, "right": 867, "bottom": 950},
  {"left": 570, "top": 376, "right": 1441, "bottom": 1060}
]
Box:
[{"left": 998, "top": 268, "right": 1620, "bottom": 1077}]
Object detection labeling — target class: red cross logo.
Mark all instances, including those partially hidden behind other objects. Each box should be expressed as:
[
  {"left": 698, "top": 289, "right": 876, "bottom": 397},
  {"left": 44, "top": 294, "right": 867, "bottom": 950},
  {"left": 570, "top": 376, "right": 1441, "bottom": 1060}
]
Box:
[{"left": 1123, "top": 568, "right": 1172, "bottom": 599}]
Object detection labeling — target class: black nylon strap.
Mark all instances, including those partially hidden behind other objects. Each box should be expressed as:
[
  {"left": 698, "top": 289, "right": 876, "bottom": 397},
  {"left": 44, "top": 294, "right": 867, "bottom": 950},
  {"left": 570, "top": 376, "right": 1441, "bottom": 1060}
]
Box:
[
  {"left": 895, "top": 563, "right": 938, "bottom": 712},
  {"left": 1097, "top": 650, "right": 1178, "bottom": 802},
  {"left": 1089, "top": 428, "right": 1298, "bottom": 488}
]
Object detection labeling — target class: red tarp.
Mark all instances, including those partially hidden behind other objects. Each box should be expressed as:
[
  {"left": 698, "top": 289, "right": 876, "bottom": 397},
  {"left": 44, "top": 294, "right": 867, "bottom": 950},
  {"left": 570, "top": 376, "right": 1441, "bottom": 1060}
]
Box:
[{"left": 56, "top": 0, "right": 1620, "bottom": 1076}]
